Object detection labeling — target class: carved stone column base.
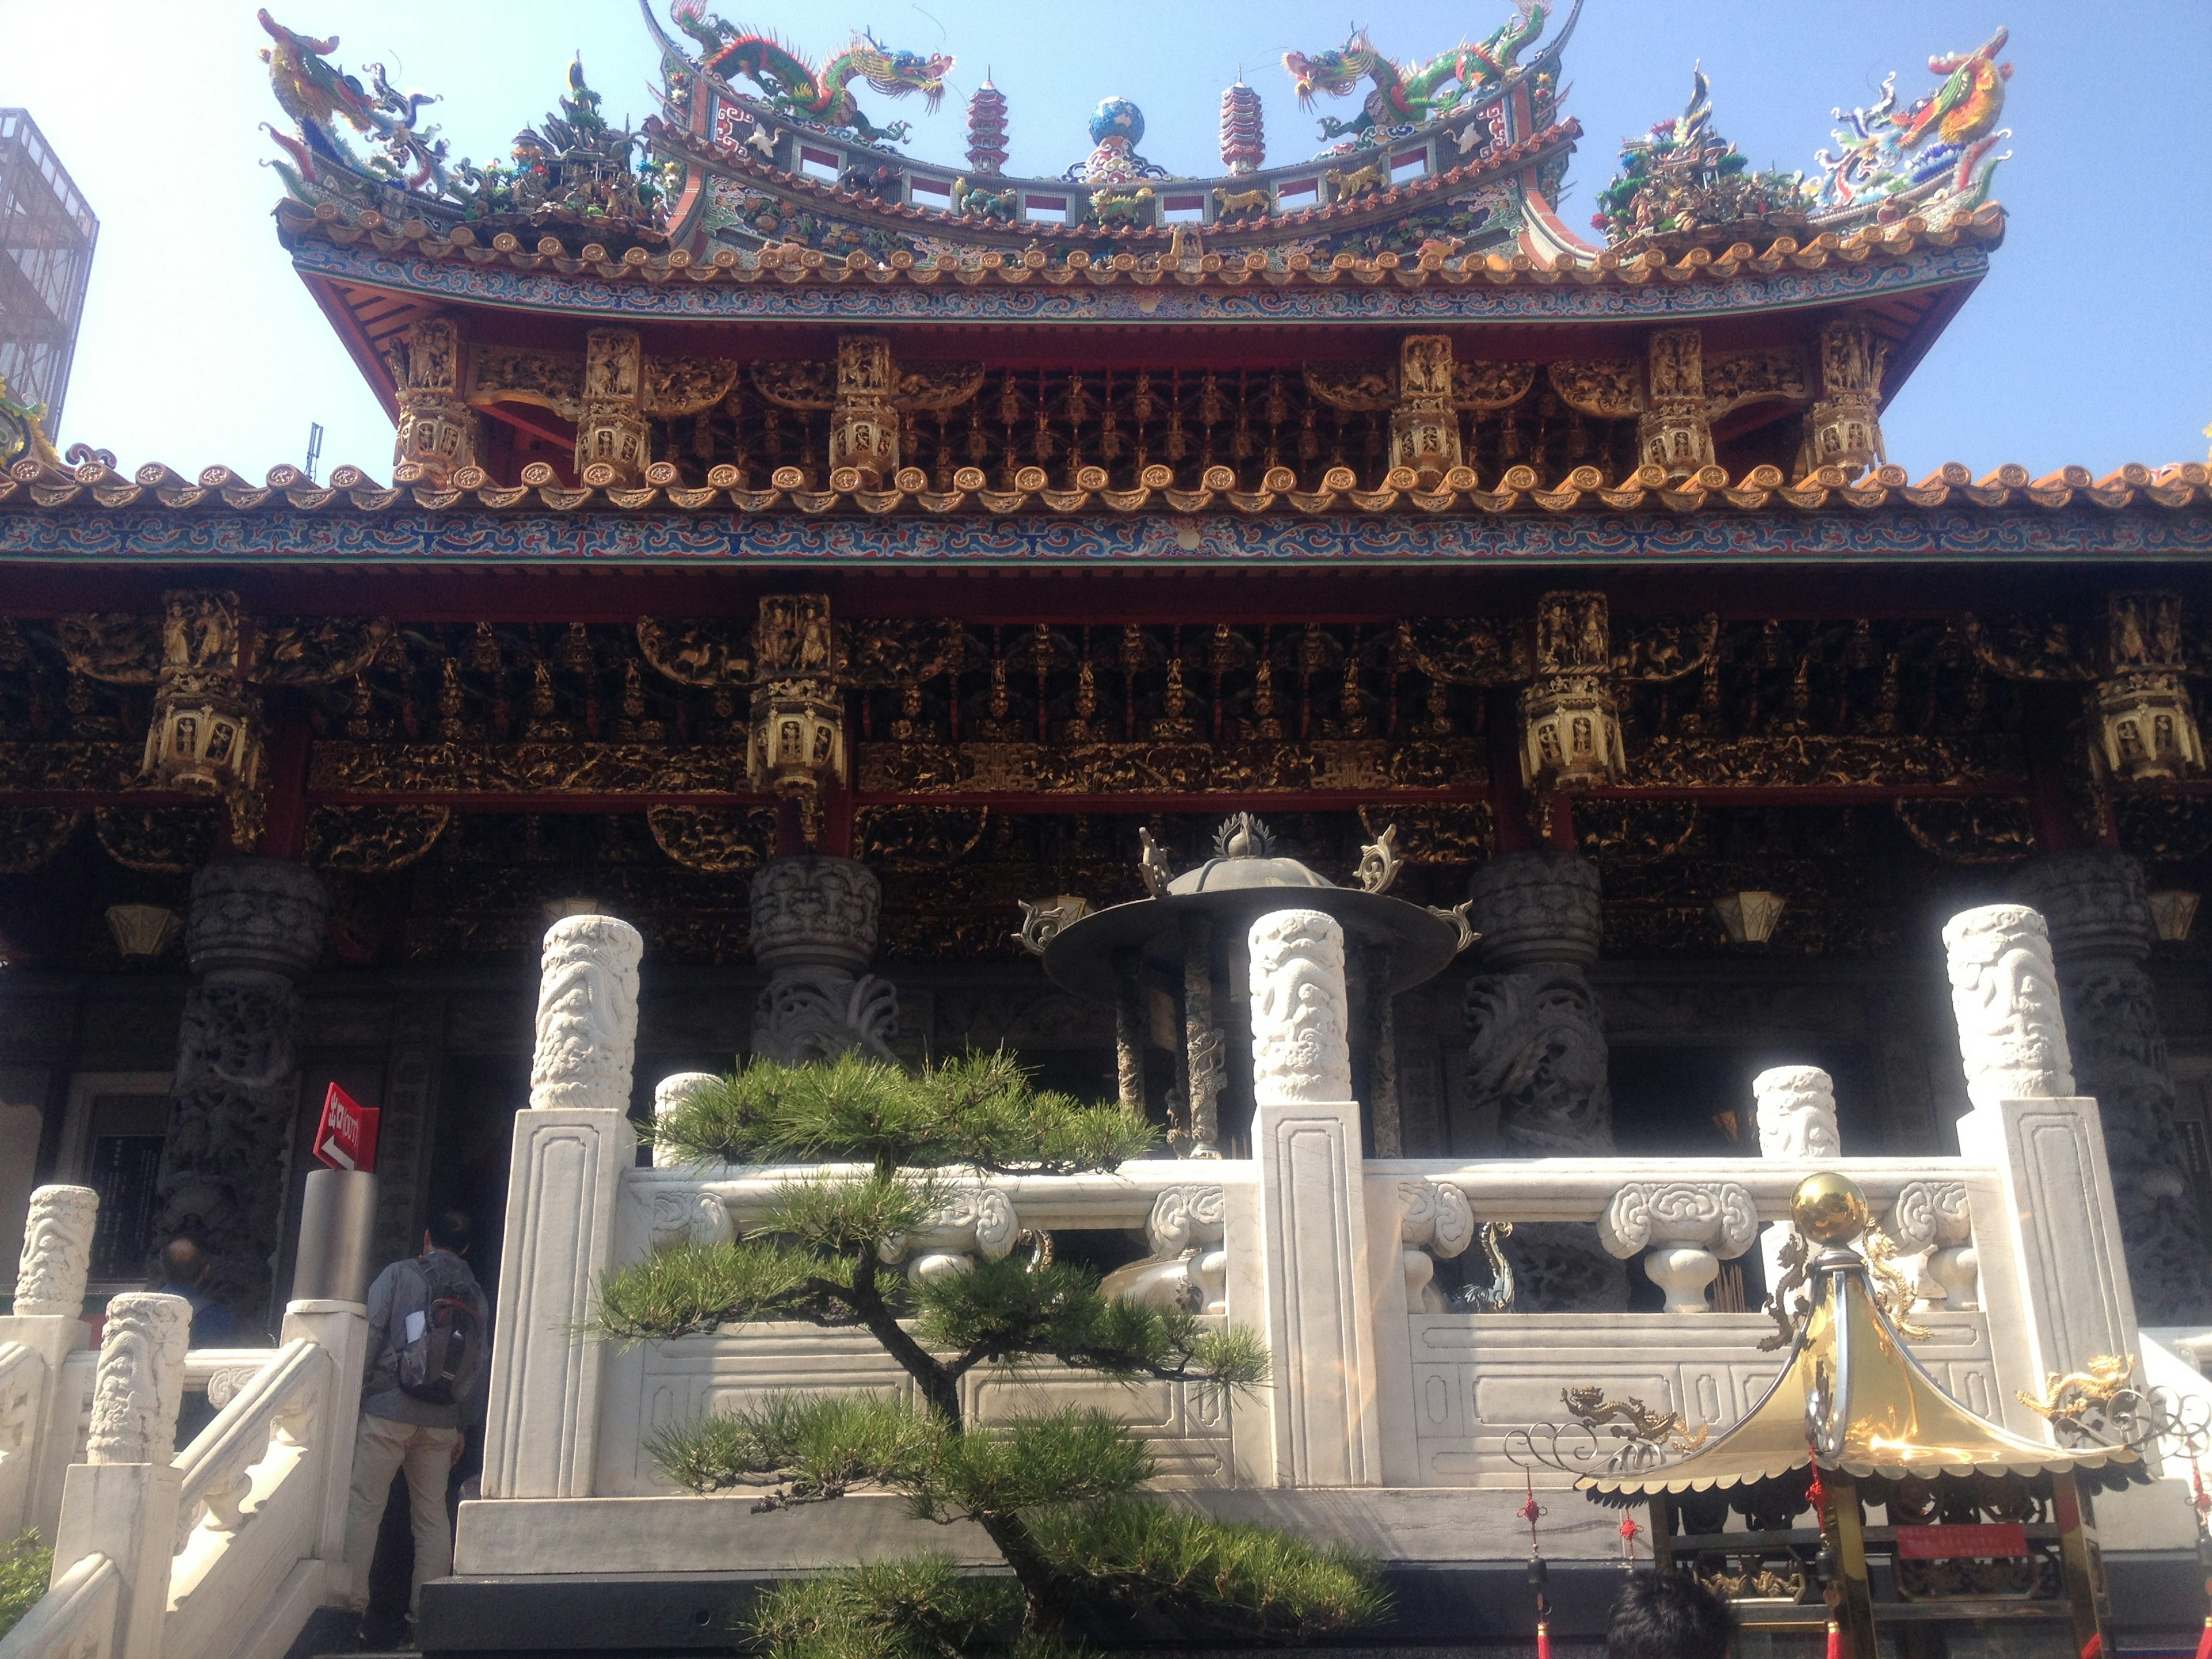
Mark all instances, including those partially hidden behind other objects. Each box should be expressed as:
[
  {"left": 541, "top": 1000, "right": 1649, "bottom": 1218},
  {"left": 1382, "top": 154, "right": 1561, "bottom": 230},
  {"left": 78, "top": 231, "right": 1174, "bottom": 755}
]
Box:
[
  {"left": 1463, "top": 850, "right": 1624, "bottom": 1311},
  {"left": 2017, "top": 851, "right": 2212, "bottom": 1321},
  {"left": 749, "top": 857, "right": 898, "bottom": 1062},
  {"left": 154, "top": 857, "right": 328, "bottom": 1324}
]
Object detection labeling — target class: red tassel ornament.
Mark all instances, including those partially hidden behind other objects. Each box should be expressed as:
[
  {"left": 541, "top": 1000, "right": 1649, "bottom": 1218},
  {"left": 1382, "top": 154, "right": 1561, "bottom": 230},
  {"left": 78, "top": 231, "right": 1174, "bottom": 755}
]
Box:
[
  {"left": 2191, "top": 1616, "right": 2212, "bottom": 1659},
  {"left": 1825, "top": 1619, "right": 1843, "bottom": 1659}
]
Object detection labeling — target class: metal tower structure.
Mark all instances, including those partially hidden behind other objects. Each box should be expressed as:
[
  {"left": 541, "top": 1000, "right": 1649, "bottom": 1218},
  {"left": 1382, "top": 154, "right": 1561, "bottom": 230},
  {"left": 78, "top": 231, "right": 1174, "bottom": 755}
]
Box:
[{"left": 0, "top": 109, "right": 97, "bottom": 430}]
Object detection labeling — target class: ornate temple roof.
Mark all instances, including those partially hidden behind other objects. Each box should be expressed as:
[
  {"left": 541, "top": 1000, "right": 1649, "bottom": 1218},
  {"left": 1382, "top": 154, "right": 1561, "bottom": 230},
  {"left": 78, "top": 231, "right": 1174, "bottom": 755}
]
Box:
[{"left": 256, "top": 3, "right": 2017, "bottom": 312}]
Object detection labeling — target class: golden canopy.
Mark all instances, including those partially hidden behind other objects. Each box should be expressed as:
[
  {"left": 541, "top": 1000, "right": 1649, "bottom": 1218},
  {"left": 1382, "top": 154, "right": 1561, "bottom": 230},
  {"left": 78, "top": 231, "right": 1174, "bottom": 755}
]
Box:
[{"left": 1581, "top": 1173, "right": 2146, "bottom": 1498}]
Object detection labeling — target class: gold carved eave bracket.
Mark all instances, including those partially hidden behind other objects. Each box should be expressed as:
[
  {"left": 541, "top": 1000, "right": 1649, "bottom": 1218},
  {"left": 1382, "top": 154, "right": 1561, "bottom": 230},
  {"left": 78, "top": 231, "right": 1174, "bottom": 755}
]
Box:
[
  {"left": 859, "top": 738, "right": 1487, "bottom": 796},
  {"left": 1623, "top": 734, "right": 2026, "bottom": 791},
  {"left": 305, "top": 741, "right": 761, "bottom": 799}
]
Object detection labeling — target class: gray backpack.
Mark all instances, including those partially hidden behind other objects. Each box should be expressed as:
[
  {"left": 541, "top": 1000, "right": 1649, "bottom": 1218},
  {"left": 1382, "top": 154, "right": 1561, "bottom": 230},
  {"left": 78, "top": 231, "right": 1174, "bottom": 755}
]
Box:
[{"left": 393, "top": 1253, "right": 487, "bottom": 1407}]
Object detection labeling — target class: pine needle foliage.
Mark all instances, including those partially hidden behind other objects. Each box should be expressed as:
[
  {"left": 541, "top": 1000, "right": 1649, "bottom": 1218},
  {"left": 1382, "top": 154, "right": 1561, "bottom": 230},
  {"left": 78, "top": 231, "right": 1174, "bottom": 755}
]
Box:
[
  {"left": 599, "top": 1054, "right": 1382, "bottom": 1652},
  {"left": 0, "top": 1531, "right": 52, "bottom": 1640}
]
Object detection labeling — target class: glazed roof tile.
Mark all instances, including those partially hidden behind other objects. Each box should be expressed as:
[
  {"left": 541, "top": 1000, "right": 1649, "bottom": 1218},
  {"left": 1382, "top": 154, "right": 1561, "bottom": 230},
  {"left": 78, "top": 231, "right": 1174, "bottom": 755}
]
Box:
[
  {"left": 3, "top": 456, "right": 2201, "bottom": 520},
  {"left": 274, "top": 196, "right": 2005, "bottom": 294}
]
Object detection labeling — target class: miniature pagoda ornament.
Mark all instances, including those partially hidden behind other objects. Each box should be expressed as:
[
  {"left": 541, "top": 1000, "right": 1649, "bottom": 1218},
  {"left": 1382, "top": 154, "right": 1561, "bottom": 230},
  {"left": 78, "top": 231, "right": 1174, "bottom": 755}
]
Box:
[
  {"left": 965, "top": 73, "right": 1009, "bottom": 175},
  {"left": 1218, "top": 77, "right": 1264, "bottom": 175}
]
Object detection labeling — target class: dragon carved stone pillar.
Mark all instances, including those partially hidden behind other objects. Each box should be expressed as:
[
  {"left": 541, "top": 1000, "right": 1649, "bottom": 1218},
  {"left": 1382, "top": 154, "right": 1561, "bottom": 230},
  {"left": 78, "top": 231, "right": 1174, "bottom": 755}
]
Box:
[
  {"left": 2014, "top": 851, "right": 2212, "bottom": 1320},
  {"left": 151, "top": 857, "right": 328, "bottom": 1328},
  {"left": 749, "top": 856, "right": 899, "bottom": 1063},
  {"left": 1461, "top": 849, "right": 1626, "bottom": 1311}
]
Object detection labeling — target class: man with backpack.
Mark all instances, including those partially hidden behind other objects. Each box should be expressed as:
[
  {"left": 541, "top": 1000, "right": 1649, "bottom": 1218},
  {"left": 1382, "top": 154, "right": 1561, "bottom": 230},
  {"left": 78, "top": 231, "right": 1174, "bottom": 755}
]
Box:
[{"left": 342, "top": 1209, "right": 490, "bottom": 1637}]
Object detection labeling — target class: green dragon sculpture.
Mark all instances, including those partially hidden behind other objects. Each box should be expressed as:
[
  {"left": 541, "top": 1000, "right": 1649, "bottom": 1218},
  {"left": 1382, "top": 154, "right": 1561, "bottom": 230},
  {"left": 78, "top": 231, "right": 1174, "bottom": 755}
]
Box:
[
  {"left": 1283, "top": 2, "right": 1551, "bottom": 142},
  {"left": 667, "top": 1, "right": 952, "bottom": 145}
]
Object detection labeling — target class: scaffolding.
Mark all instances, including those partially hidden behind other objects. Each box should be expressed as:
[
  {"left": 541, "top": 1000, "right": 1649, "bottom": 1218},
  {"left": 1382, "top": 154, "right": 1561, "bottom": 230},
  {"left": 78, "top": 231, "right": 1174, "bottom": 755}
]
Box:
[{"left": 0, "top": 109, "right": 97, "bottom": 430}]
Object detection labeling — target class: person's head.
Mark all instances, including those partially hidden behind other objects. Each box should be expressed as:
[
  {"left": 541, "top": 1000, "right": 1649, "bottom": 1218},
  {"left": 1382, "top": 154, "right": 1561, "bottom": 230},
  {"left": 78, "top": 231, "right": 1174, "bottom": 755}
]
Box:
[
  {"left": 423, "top": 1209, "right": 472, "bottom": 1257},
  {"left": 159, "top": 1237, "right": 211, "bottom": 1290},
  {"left": 1606, "top": 1571, "right": 1737, "bottom": 1659}
]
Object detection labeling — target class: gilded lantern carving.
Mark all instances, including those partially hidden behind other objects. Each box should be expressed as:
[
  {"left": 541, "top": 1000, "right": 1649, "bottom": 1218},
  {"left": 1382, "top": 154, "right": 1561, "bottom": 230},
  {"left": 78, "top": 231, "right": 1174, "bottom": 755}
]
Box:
[
  {"left": 146, "top": 590, "right": 264, "bottom": 809},
  {"left": 1388, "top": 334, "right": 1461, "bottom": 488},
  {"left": 577, "top": 327, "right": 649, "bottom": 484},
  {"left": 391, "top": 315, "right": 479, "bottom": 486},
  {"left": 748, "top": 594, "right": 846, "bottom": 840},
  {"left": 1801, "top": 315, "right": 1889, "bottom": 480},
  {"left": 830, "top": 334, "right": 900, "bottom": 483},
  {"left": 1639, "top": 327, "right": 1714, "bottom": 478},
  {"left": 1521, "top": 592, "right": 1624, "bottom": 790},
  {"left": 2095, "top": 591, "right": 2203, "bottom": 782}
]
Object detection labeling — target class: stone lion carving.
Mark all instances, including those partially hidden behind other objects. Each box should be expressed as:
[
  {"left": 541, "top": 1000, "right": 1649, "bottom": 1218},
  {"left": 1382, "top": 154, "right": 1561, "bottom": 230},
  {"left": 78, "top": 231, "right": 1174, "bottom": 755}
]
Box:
[
  {"left": 1941, "top": 904, "right": 2075, "bottom": 1109},
  {"left": 14, "top": 1185, "right": 97, "bottom": 1317},
  {"left": 1247, "top": 908, "right": 1353, "bottom": 1104},
  {"left": 1753, "top": 1066, "right": 1840, "bottom": 1160},
  {"left": 528, "top": 915, "right": 642, "bottom": 1113}
]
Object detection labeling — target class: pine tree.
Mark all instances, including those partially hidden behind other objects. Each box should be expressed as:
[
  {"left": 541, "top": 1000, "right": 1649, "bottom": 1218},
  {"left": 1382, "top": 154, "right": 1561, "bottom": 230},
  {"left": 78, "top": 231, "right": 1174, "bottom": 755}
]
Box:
[{"left": 596, "top": 1052, "right": 1384, "bottom": 1657}]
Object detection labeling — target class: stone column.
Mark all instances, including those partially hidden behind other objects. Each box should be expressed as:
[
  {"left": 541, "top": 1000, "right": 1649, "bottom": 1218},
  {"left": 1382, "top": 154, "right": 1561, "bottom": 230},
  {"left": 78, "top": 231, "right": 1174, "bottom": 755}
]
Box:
[
  {"left": 54, "top": 1293, "right": 188, "bottom": 1659},
  {"left": 1247, "top": 908, "right": 1381, "bottom": 1488},
  {"left": 2014, "top": 851, "right": 2211, "bottom": 1321},
  {"left": 0, "top": 1187, "right": 96, "bottom": 1535},
  {"left": 153, "top": 856, "right": 328, "bottom": 1325},
  {"left": 1753, "top": 1066, "right": 1840, "bottom": 1294},
  {"left": 1944, "top": 903, "right": 2142, "bottom": 1428},
  {"left": 749, "top": 855, "right": 899, "bottom": 1062},
  {"left": 480, "top": 915, "right": 642, "bottom": 1502},
  {"left": 1461, "top": 850, "right": 1624, "bottom": 1310},
  {"left": 651, "top": 1071, "right": 719, "bottom": 1168}
]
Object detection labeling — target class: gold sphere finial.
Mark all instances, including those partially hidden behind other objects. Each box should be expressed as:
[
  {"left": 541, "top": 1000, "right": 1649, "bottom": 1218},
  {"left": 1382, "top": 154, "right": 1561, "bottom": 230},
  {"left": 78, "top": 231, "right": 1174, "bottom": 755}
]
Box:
[{"left": 1791, "top": 1172, "right": 1869, "bottom": 1245}]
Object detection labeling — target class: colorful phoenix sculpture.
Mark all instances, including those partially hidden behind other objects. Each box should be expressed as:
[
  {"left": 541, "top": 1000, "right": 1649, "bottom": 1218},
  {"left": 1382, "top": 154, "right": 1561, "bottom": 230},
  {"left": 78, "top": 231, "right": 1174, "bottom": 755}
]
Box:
[
  {"left": 1282, "top": 2, "right": 1552, "bottom": 145},
  {"left": 668, "top": 1, "right": 953, "bottom": 145},
  {"left": 1815, "top": 26, "right": 2013, "bottom": 218}
]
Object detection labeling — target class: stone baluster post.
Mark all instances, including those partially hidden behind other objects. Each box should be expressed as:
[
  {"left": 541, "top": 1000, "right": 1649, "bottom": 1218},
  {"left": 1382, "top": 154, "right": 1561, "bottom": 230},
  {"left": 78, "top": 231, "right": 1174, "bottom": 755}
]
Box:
[
  {"left": 1599, "top": 1182, "right": 1758, "bottom": 1313},
  {"left": 1944, "top": 903, "right": 2141, "bottom": 1429},
  {"left": 51, "top": 1293, "right": 188, "bottom": 1659},
  {"left": 650, "top": 1072, "right": 719, "bottom": 1169},
  {"left": 2015, "top": 850, "right": 2212, "bottom": 1321},
  {"left": 152, "top": 857, "right": 328, "bottom": 1326},
  {"left": 479, "top": 916, "right": 642, "bottom": 1501},
  {"left": 1462, "top": 850, "right": 1624, "bottom": 1310},
  {"left": 0, "top": 1185, "right": 96, "bottom": 1536},
  {"left": 749, "top": 855, "right": 899, "bottom": 1062},
  {"left": 1752, "top": 1066, "right": 1840, "bottom": 1295},
  {"left": 1247, "top": 908, "right": 1381, "bottom": 1488}
]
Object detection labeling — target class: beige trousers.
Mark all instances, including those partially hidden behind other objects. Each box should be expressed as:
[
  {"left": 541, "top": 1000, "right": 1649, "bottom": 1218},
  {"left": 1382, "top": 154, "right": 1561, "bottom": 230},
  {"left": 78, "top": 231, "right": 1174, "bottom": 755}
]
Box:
[{"left": 342, "top": 1412, "right": 460, "bottom": 1618}]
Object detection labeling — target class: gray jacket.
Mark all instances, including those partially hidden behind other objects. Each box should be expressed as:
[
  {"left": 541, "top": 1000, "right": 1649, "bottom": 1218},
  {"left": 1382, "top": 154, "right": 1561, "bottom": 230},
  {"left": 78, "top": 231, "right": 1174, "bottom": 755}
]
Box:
[{"left": 360, "top": 1250, "right": 488, "bottom": 1429}]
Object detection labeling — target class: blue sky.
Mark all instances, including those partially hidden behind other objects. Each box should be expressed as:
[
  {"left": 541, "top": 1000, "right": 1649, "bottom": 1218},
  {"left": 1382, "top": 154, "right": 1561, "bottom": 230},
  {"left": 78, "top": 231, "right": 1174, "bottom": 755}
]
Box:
[{"left": 2, "top": 0, "right": 2205, "bottom": 476}]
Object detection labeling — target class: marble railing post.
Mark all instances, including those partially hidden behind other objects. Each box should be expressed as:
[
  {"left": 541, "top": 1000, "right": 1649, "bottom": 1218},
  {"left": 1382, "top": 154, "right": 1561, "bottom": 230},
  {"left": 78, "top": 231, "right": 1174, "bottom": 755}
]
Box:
[
  {"left": 0, "top": 1185, "right": 97, "bottom": 1536},
  {"left": 1248, "top": 908, "right": 1381, "bottom": 1488},
  {"left": 480, "top": 915, "right": 641, "bottom": 1501},
  {"left": 51, "top": 1293, "right": 188, "bottom": 1659},
  {"left": 650, "top": 1072, "right": 719, "bottom": 1168},
  {"left": 749, "top": 855, "right": 899, "bottom": 1062},
  {"left": 1462, "top": 850, "right": 1624, "bottom": 1310},
  {"left": 2016, "top": 850, "right": 2212, "bottom": 1321},
  {"left": 1753, "top": 1066, "right": 1840, "bottom": 1295},
  {"left": 153, "top": 857, "right": 328, "bottom": 1324},
  {"left": 1944, "top": 903, "right": 2142, "bottom": 1427}
]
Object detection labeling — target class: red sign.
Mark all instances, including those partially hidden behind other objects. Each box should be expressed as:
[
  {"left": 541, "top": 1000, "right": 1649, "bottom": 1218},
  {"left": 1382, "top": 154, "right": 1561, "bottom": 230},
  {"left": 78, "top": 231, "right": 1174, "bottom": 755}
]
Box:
[
  {"left": 1893, "top": 1524, "right": 2029, "bottom": 1560},
  {"left": 313, "top": 1084, "right": 380, "bottom": 1173}
]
